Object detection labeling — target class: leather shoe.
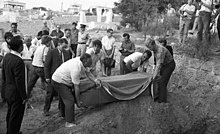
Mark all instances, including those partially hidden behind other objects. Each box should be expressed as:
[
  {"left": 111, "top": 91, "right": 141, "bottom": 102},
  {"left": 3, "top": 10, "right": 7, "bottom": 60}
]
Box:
[{"left": 65, "top": 122, "right": 76, "bottom": 128}]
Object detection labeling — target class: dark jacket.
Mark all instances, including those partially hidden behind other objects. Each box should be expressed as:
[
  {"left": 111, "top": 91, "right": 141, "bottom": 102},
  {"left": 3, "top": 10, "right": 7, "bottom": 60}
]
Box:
[
  {"left": 44, "top": 48, "right": 70, "bottom": 79},
  {"left": 2, "top": 53, "right": 27, "bottom": 102}
]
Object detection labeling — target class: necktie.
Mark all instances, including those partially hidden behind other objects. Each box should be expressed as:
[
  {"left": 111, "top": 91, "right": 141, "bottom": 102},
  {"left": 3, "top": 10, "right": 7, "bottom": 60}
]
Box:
[{"left": 60, "top": 51, "right": 64, "bottom": 63}]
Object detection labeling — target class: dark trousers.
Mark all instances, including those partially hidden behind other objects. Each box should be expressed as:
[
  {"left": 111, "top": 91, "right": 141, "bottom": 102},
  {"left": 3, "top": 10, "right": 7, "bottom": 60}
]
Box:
[
  {"left": 44, "top": 82, "right": 61, "bottom": 112},
  {"left": 158, "top": 60, "right": 175, "bottom": 102},
  {"left": 6, "top": 98, "right": 25, "bottom": 134},
  {"left": 217, "top": 16, "right": 220, "bottom": 42},
  {"left": 27, "top": 66, "right": 45, "bottom": 97},
  {"left": 197, "top": 11, "right": 211, "bottom": 43},
  {"left": 71, "top": 44, "right": 78, "bottom": 58},
  {"left": 120, "top": 56, "right": 126, "bottom": 75},
  {"left": 52, "top": 80, "right": 75, "bottom": 123}
]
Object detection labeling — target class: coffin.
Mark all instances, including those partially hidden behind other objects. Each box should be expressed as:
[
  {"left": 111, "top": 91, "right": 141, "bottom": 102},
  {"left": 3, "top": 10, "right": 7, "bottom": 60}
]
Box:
[{"left": 79, "top": 72, "right": 152, "bottom": 107}]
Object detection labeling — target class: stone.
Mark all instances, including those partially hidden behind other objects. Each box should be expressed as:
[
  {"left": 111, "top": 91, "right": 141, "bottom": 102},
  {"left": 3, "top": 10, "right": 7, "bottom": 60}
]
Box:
[
  {"left": 213, "top": 64, "right": 220, "bottom": 76},
  {"left": 195, "top": 70, "right": 208, "bottom": 82},
  {"left": 200, "top": 61, "right": 214, "bottom": 72},
  {"left": 189, "top": 59, "right": 203, "bottom": 69},
  {"left": 205, "top": 74, "right": 218, "bottom": 86}
]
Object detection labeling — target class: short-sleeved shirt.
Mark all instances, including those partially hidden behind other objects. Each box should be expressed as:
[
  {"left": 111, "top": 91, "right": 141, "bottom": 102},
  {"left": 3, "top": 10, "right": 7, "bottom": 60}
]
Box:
[
  {"left": 101, "top": 36, "right": 115, "bottom": 51},
  {"left": 52, "top": 57, "right": 86, "bottom": 86},
  {"left": 180, "top": 4, "right": 196, "bottom": 19},
  {"left": 86, "top": 48, "right": 104, "bottom": 71},
  {"left": 50, "top": 30, "right": 64, "bottom": 38},
  {"left": 31, "top": 37, "right": 39, "bottom": 46},
  {"left": 121, "top": 40, "right": 135, "bottom": 56},
  {"left": 70, "top": 28, "right": 79, "bottom": 44},
  {"left": 78, "top": 31, "right": 90, "bottom": 44},
  {"left": 32, "top": 45, "right": 49, "bottom": 67},
  {"left": 154, "top": 45, "right": 173, "bottom": 66},
  {"left": 0, "top": 42, "right": 10, "bottom": 56},
  {"left": 124, "top": 52, "right": 143, "bottom": 70},
  {"left": 200, "top": 0, "right": 212, "bottom": 12},
  {"left": 22, "top": 44, "right": 36, "bottom": 60},
  {"left": 167, "top": 8, "right": 176, "bottom": 16}
]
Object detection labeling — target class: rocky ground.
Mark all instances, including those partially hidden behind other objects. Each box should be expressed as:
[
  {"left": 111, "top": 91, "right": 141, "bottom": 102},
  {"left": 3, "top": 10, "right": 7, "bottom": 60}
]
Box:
[{"left": 1, "top": 21, "right": 220, "bottom": 134}]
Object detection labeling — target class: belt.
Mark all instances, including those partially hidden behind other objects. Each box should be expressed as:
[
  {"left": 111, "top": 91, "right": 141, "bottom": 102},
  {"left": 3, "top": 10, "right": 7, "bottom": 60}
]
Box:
[
  {"left": 33, "top": 66, "right": 44, "bottom": 68},
  {"left": 78, "top": 42, "right": 86, "bottom": 44}
]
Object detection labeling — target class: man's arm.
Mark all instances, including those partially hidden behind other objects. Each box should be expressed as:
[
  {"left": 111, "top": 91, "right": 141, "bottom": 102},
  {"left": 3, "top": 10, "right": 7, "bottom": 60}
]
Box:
[
  {"left": 127, "top": 42, "right": 135, "bottom": 53},
  {"left": 2, "top": 60, "right": 6, "bottom": 99},
  {"left": 44, "top": 50, "right": 52, "bottom": 82},
  {"left": 125, "top": 60, "right": 134, "bottom": 72},
  {"left": 153, "top": 48, "right": 165, "bottom": 79},
  {"left": 74, "top": 84, "right": 81, "bottom": 106}
]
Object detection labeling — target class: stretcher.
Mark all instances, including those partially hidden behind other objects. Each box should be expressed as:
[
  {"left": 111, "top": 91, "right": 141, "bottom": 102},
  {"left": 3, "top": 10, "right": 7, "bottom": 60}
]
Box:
[{"left": 79, "top": 72, "right": 152, "bottom": 107}]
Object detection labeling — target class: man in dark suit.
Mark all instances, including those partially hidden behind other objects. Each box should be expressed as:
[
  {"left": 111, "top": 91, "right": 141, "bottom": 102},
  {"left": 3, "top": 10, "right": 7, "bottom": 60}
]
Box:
[
  {"left": 2, "top": 36, "right": 27, "bottom": 134},
  {"left": 43, "top": 38, "right": 71, "bottom": 116}
]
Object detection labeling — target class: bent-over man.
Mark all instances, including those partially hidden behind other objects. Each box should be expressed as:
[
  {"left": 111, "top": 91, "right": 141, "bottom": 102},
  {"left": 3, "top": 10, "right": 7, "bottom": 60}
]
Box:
[
  {"left": 123, "top": 50, "right": 152, "bottom": 74},
  {"left": 51, "top": 53, "right": 101, "bottom": 128}
]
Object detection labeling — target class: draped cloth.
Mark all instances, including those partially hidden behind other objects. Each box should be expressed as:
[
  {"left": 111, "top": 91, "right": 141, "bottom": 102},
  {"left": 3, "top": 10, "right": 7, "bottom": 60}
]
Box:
[{"left": 79, "top": 72, "right": 152, "bottom": 106}]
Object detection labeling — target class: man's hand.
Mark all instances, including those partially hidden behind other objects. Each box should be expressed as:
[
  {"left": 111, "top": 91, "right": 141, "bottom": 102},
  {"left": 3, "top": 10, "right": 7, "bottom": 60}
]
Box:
[
  {"left": 76, "top": 100, "right": 83, "bottom": 107},
  {"left": 22, "top": 99, "right": 28, "bottom": 104},
  {"left": 95, "top": 79, "right": 102, "bottom": 87},
  {"left": 46, "top": 79, "right": 51, "bottom": 83}
]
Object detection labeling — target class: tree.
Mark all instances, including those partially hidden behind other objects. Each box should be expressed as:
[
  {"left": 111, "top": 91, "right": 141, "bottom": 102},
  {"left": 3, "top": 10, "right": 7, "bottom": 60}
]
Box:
[{"left": 114, "top": 0, "right": 182, "bottom": 30}]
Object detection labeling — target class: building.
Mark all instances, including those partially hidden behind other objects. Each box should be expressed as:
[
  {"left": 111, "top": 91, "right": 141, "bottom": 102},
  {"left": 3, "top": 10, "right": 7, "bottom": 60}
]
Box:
[
  {"left": 67, "top": 4, "right": 81, "bottom": 14},
  {"left": 0, "top": 0, "right": 26, "bottom": 11}
]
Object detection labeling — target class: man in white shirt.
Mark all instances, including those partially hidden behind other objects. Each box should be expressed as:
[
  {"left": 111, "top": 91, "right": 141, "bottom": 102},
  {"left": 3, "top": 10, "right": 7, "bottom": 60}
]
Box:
[
  {"left": 167, "top": 3, "right": 176, "bottom": 17},
  {"left": 31, "top": 31, "right": 42, "bottom": 46},
  {"left": 22, "top": 36, "right": 37, "bottom": 82},
  {"left": 27, "top": 35, "right": 52, "bottom": 98},
  {"left": 51, "top": 53, "right": 101, "bottom": 128},
  {"left": 101, "top": 28, "right": 116, "bottom": 76},
  {"left": 86, "top": 39, "right": 104, "bottom": 77},
  {"left": 197, "top": 0, "right": 213, "bottom": 57},
  {"left": 123, "top": 50, "right": 152, "bottom": 74},
  {"left": 178, "top": 0, "right": 196, "bottom": 44}
]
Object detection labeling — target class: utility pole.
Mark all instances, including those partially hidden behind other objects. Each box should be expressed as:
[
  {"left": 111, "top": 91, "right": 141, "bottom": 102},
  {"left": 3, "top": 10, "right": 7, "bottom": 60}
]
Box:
[{"left": 61, "top": 2, "right": 63, "bottom": 12}]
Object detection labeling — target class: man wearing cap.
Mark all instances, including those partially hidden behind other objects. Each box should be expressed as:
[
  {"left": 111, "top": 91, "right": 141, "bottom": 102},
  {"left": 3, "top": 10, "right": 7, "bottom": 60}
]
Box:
[
  {"left": 9, "top": 23, "right": 23, "bottom": 38},
  {"left": 50, "top": 24, "right": 64, "bottom": 38},
  {"left": 76, "top": 24, "right": 91, "bottom": 57},
  {"left": 42, "top": 21, "right": 50, "bottom": 32},
  {"left": 70, "top": 22, "right": 79, "bottom": 57}
]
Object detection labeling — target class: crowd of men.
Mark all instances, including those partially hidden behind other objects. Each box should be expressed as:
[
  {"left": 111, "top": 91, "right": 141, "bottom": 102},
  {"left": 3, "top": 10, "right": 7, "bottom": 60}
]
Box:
[
  {"left": 0, "top": 20, "right": 175, "bottom": 133},
  {"left": 177, "top": 0, "right": 220, "bottom": 59}
]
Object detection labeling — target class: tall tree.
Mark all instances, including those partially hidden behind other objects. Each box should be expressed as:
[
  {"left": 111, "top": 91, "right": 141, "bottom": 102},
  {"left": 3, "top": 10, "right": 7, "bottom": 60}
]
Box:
[{"left": 115, "top": 0, "right": 181, "bottom": 30}]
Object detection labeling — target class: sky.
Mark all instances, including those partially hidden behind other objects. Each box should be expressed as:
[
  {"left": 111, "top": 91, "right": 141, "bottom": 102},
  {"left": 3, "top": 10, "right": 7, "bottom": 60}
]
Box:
[{"left": 18, "top": 0, "right": 119, "bottom": 11}]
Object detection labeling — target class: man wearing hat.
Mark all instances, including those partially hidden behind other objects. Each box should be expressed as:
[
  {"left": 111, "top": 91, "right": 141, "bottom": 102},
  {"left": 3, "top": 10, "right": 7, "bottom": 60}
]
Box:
[
  {"left": 70, "top": 22, "right": 79, "bottom": 57},
  {"left": 50, "top": 24, "right": 64, "bottom": 38},
  {"left": 76, "top": 24, "right": 91, "bottom": 57}
]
